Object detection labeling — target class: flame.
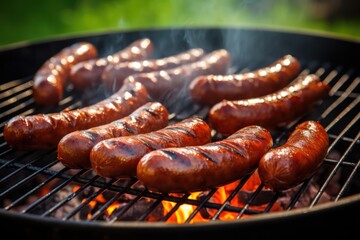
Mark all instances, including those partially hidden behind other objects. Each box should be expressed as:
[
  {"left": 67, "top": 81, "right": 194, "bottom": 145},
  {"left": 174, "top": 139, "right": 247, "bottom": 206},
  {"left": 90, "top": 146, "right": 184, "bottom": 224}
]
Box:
[
  {"left": 162, "top": 192, "right": 206, "bottom": 224},
  {"left": 161, "top": 171, "right": 283, "bottom": 223},
  {"left": 69, "top": 171, "right": 282, "bottom": 223}
]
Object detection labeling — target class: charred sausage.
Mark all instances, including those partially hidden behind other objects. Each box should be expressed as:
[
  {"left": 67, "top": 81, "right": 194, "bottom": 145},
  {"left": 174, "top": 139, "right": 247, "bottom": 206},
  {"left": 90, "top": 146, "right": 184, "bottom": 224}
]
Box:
[
  {"left": 3, "top": 81, "right": 149, "bottom": 150},
  {"left": 209, "top": 74, "right": 330, "bottom": 136},
  {"left": 258, "top": 121, "right": 329, "bottom": 191},
  {"left": 33, "top": 42, "right": 98, "bottom": 106},
  {"left": 70, "top": 38, "right": 154, "bottom": 90},
  {"left": 189, "top": 54, "right": 301, "bottom": 106},
  {"left": 123, "top": 49, "right": 231, "bottom": 101},
  {"left": 90, "top": 117, "right": 212, "bottom": 178},
  {"left": 136, "top": 125, "right": 273, "bottom": 193},
  {"left": 102, "top": 48, "right": 205, "bottom": 91},
  {"left": 57, "top": 102, "right": 169, "bottom": 169}
]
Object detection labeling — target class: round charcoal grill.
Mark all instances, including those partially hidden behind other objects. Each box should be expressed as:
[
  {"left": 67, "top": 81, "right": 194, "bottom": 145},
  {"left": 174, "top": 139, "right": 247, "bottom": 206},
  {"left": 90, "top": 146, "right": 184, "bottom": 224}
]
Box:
[{"left": 0, "top": 27, "right": 359, "bottom": 239}]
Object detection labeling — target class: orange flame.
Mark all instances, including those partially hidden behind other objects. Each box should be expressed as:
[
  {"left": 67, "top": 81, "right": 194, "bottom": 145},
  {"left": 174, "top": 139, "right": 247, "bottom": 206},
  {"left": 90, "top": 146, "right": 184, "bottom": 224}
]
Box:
[
  {"left": 69, "top": 171, "right": 282, "bottom": 223},
  {"left": 161, "top": 171, "right": 283, "bottom": 223}
]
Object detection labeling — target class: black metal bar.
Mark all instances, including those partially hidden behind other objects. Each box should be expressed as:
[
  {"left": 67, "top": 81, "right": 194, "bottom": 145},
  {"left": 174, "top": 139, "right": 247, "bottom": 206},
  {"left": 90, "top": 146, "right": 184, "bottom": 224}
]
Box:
[
  {"left": 62, "top": 178, "right": 117, "bottom": 220},
  {"left": 0, "top": 151, "right": 53, "bottom": 187},
  {"left": 211, "top": 176, "right": 250, "bottom": 220},
  {"left": 336, "top": 158, "right": 360, "bottom": 201},
  {"left": 321, "top": 77, "right": 359, "bottom": 119},
  {"left": 160, "top": 193, "right": 190, "bottom": 222},
  {"left": 311, "top": 132, "right": 360, "bottom": 206},
  {"left": 137, "top": 195, "right": 164, "bottom": 221},
  {"left": 87, "top": 178, "right": 138, "bottom": 221},
  {"left": 22, "top": 169, "right": 88, "bottom": 214},
  {"left": 236, "top": 184, "right": 266, "bottom": 219},
  {"left": 108, "top": 189, "right": 146, "bottom": 223},
  {"left": 4, "top": 166, "right": 69, "bottom": 210},
  {"left": 285, "top": 179, "right": 312, "bottom": 210},
  {"left": 41, "top": 174, "right": 100, "bottom": 217},
  {"left": 0, "top": 79, "right": 29, "bottom": 93},
  {"left": 0, "top": 159, "right": 58, "bottom": 199},
  {"left": 184, "top": 188, "right": 217, "bottom": 223}
]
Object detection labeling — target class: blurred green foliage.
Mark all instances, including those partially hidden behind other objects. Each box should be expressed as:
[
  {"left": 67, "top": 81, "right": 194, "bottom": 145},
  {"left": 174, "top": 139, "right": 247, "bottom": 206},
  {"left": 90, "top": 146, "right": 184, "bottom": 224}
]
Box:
[{"left": 1, "top": 0, "right": 359, "bottom": 47}]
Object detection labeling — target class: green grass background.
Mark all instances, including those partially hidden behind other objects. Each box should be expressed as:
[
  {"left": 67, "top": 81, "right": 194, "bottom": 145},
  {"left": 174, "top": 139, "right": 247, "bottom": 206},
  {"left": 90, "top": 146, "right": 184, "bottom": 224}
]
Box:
[{"left": 1, "top": 0, "right": 359, "bottom": 47}]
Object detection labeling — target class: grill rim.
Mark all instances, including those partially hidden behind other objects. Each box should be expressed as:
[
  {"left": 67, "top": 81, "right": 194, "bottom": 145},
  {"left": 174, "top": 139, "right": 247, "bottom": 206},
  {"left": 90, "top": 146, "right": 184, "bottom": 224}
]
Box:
[
  {"left": 1, "top": 25, "right": 360, "bottom": 53},
  {"left": 0, "top": 26, "right": 359, "bottom": 235},
  {"left": 1, "top": 194, "right": 359, "bottom": 235}
]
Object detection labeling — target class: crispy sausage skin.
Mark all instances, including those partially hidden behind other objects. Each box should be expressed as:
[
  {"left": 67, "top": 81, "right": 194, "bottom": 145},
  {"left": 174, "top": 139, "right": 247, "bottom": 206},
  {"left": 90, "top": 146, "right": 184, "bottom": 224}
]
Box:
[
  {"left": 70, "top": 38, "right": 154, "bottom": 90},
  {"left": 136, "top": 125, "right": 273, "bottom": 193},
  {"left": 209, "top": 74, "right": 330, "bottom": 136},
  {"left": 123, "top": 49, "right": 231, "bottom": 101},
  {"left": 102, "top": 48, "right": 205, "bottom": 92},
  {"left": 90, "top": 117, "right": 212, "bottom": 178},
  {"left": 258, "top": 121, "right": 329, "bottom": 191},
  {"left": 3, "top": 81, "right": 149, "bottom": 150},
  {"left": 33, "top": 42, "right": 98, "bottom": 106},
  {"left": 189, "top": 54, "right": 301, "bottom": 106},
  {"left": 57, "top": 102, "right": 168, "bottom": 169}
]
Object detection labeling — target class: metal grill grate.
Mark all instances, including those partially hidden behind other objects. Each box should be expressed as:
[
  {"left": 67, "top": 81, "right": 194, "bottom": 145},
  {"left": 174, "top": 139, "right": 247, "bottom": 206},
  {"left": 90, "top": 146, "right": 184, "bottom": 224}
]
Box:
[{"left": 0, "top": 45, "right": 359, "bottom": 225}]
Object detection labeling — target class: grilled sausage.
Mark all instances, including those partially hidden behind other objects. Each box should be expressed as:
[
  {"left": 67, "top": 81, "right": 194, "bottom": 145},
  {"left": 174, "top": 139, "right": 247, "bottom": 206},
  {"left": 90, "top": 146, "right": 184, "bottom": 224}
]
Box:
[
  {"left": 33, "top": 42, "right": 98, "bottom": 106},
  {"left": 3, "top": 81, "right": 149, "bottom": 150},
  {"left": 209, "top": 74, "right": 330, "bottom": 136},
  {"left": 70, "top": 38, "right": 154, "bottom": 90},
  {"left": 189, "top": 54, "right": 301, "bottom": 106},
  {"left": 102, "top": 48, "right": 205, "bottom": 91},
  {"left": 57, "top": 102, "right": 169, "bottom": 169},
  {"left": 90, "top": 117, "right": 212, "bottom": 178},
  {"left": 123, "top": 49, "right": 231, "bottom": 101},
  {"left": 137, "top": 125, "right": 273, "bottom": 193},
  {"left": 258, "top": 121, "right": 329, "bottom": 191}
]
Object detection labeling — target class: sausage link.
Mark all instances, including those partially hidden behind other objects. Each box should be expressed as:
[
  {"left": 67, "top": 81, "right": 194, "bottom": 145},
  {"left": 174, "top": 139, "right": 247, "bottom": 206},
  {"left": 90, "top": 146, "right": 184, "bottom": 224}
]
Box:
[
  {"left": 209, "top": 74, "right": 330, "bottom": 136},
  {"left": 258, "top": 121, "right": 329, "bottom": 191},
  {"left": 90, "top": 117, "right": 212, "bottom": 178},
  {"left": 137, "top": 125, "right": 273, "bottom": 193},
  {"left": 70, "top": 38, "right": 154, "bottom": 90},
  {"left": 102, "top": 48, "right": 205, "bottom": 92},
  {"left": 123, "top": 49, "right": 231, "bottom": 101},
  {"left": 57, "top": 102, "right": 169, "bottom": 169},
  {"left": 33, "top": 42, "right": 98, "bottom": 106},
  {"left": 189, "top": 54, "right": 301, "bottom": 106},
  {"left": 3, "top": 81, "right": 149, "bottom": 150}
]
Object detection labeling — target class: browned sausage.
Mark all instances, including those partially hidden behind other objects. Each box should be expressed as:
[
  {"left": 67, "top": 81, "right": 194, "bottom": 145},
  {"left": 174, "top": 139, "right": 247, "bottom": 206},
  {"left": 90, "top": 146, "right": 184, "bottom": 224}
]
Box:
[
  {"left": 189, "top": 54, "right": 301, "bottom": 106},
  {"left": 123, "top": 49, "right": 231, "bottom": 101},
  {"left": 33, "top": 42, "right": 98, "bottom": 106},
  {"left": 3, "top": 81, "right": 149, "bottom": 150},
  {"left": 136, "top": 125, "right": 273, "bottom": 193},
  {"left": 102, "top": 48, "right": 205, "bottom": 91},
  {"left": 258, "top": 121, "right": 329, "bottom": 191},
  {"left": 70, "top": 38, "right": 154, "bottom": 90},
  {"left": 57, "top": 102, "right": 169, "bottom": 169},
  {"left": 90, "top": 117, "right": 212, "bottom": 178},
  {"left": 209, "top": 74, "right": 330, "bottom": 136}
]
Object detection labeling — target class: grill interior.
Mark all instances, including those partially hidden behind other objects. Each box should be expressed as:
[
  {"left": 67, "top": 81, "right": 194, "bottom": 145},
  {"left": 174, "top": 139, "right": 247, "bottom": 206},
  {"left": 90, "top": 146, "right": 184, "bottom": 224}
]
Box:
[{"left": 0, "top": 28, "right": 359, "bottom": 237}]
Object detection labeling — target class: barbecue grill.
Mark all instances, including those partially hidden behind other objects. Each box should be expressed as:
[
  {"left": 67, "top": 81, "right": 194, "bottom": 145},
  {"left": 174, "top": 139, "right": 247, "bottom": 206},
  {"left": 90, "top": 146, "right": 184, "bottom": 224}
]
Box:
[{"left": 0, "top": 27, "right": 359, "bottom": 239}]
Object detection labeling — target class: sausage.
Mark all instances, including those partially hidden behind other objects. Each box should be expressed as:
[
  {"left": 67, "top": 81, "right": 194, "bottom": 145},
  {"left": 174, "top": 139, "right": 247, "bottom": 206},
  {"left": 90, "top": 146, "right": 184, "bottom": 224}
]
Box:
[
  {"left": 57, "top": 102, "right": 169, "bottom": 169},
  {"left": 70, "top": 38, "right": 154, "bottom": 90},
  {"left": 3, "top": 81, "right": 149, "bottom": 150},
  {"left": 32, "top": 42, "right": 98, "bottom": 106},
  {"left": 90, "top": 117, "right": 212, "bottom": 178},
  {"left": 209, "top": 74, "right": 331, "bottom": 136},
  {"left": 189, "top": 54, "right": 301, "bottom": 106},
  {"left": 123, "top": 49, "right": 231, "bottom": 101},
  {"left": 136, "top": 125, "right": 273, "bottom": 193},
  {"left": 102, "top": 48, "right": 205, "bottom": 92},
  {"left": 258, "top": 121, "right": 329, "bottom": 191}
]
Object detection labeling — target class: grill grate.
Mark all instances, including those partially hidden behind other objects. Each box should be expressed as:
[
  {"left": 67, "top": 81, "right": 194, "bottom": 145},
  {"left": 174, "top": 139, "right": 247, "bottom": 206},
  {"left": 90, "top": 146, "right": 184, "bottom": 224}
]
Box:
[{"left": 0, "top": 50, "right": 359, "bottom": 225}]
